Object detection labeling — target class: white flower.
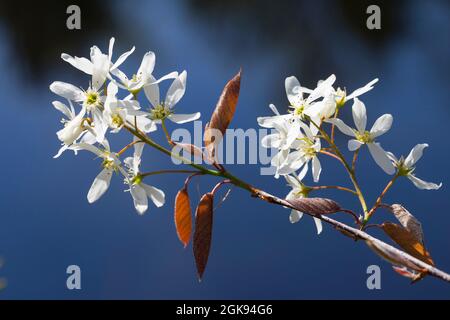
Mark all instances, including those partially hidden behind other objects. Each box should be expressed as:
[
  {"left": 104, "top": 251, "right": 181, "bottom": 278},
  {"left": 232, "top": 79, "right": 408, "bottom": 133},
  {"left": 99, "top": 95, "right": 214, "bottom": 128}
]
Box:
[
  {"left": 260, "top": 111, "right": 300, "bottom": 151},
  {"left": 62, "top": 37, "right": 135, "bottom": 90},
  {"left": 143, "top": 70, "right": 200, "bottom": 124},
  {"left": 285, "top": 74, "right": 337, "bottom": 120},
  {"left": 278, "top": 122, "right": 322, "bottom": 181},
  {"left": 124, "top": 140, "right": 165, "bottom": 214},
  {"left": 72, "top": 140, "right": 127, "bottom": 204},
  {"left": 49, "top": 81, "right": 107, "bottom": 143},
  {"left": 285, "top": 174, "right": 323, "bottom": 235},
  {"left": 111, "top": 52, "right": 178, "bottom": 94},
  {"left": 55, "top": 101, "right": 86, "bottom": 147},
  {"left": 387, "top": 144, "right": 442, "bottom": 190},
  {"left": 103, "top": 82, "right": 156, "bottom": 133},
  {"left": 326, "top": 98, "right": 395, "bottom": 175}
]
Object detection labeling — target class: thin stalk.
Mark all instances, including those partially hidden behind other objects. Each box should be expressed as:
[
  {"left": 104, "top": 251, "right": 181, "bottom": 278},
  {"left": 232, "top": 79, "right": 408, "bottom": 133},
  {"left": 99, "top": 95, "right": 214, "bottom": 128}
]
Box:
[
  {"left": 161, "top": 119, "right": 175, "bottom": 146},
  {"left": 352, "top": 149, "right": 360, "bottom": 171},
  {"left": 310, "top": 185, "right": 357, "bottom": 196},
  {"left": 330, "top": 108, "right": 340, "bottom": 142},
  {"left": 140, "top": 169, "right": 200, "bottom": 178},
  {"left": 117, "top": 139, "right": 143, "bottom": 156},
  {"left": 363, "top": 173, "right": 399, "bottom": 226}
]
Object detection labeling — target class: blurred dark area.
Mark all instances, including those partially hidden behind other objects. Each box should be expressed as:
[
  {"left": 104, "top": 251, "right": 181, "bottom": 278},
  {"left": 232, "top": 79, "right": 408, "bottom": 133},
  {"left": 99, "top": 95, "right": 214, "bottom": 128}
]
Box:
[{"left": 0, "top": 0, "right": 118, "bottom": 78}]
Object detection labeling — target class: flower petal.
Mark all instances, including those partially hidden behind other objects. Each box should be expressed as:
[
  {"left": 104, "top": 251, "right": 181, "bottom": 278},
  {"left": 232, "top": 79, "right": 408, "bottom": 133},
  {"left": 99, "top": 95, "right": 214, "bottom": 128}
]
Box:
[
  {"left": 61, "top": 54, "right": 93, "bottom": 75},
  {"left": 285, "top": 76, "right": 303, "bottom": 107},
  {"left": 168, "top": 112, "right": 200, "bottom": 124},
  {"left": 312, "top": 156, "right": 322, "bottom": 182},
  {"left": 346, "top": 78, "right": 378, "bottom": 101},
  {"left": 130, "top": 184, "right": 148, "bottom": 214},
  {"left": 367, "top": 142, "right": 395, "bottom": 175},
  {"left": 370, "top": 114, "right": 393, "bottom": 138},
  {"left": 52, "top": 101, "right": 73, "bottom": 119},
  {"left": 165, "top": 70, "right": 187, "bottom": 109},
  {"left": 50, "top": 81, "right": 84, "bottom": 101},
  {"left": 289, "top": 210, "right": 304, "bottom": 223},
  {"left": 141, "top": 183, "right": 165, "bottom": 207},
  {"left": 87, "top": 168, "right": 113, "bottom": 203},
  {"left": 143, "top": 78, "right": 160, "bottom": 108},
  {"left": 111, "top": 46, "right": 135, "bottom": 71},
  {"left": 407, "top": 174, "right": 442, "bottom": 190},
  {"left": 313, "top": 217, "right": 323, "bottom": 235},
  {"left": 325, "top": 118, "right": 355, "bottom": 137},
  {"left": 348, "top": 139, "right": 363, "bottom": 151},
  {"left": 352, "top": 98, "right": 367, "bottom": 132},
  {"left": 404, "top": 143, "right": 428, "bottom": 168}
]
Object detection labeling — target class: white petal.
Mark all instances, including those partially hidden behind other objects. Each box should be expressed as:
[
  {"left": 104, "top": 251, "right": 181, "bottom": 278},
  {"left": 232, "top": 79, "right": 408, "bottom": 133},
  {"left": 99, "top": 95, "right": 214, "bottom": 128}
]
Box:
[
  {"left": 108, "top": 37, "right": 115, "bottom": 61},
  {"left": 52, "top": 101, "right": 73, "bottom": 119},
  {"left": 141, "top": 183, "right": 165, "bottom": 207},
  {"left": 269, "top": 103, "right": 280, "bottom": 115},
  {"left": 313, "top": 217, "right": 323, "bottom": 235},
  {"left": 297, "top": 162, "right": 309, "bottom": 181},
  {"left": 407, "top": 174, "right": 442, "bottom": 190},
  {"left": 352, "top": 98, "right": 367, "bottom": 132},
  {"left": 312, "top": 156, "right": 322, "bottom": 183},
  {"left": 285, "top": 76, "right": 302, "bottom": 107},
  {"left": 61, "top": 54, "right": 93, "bottom": 75},
  {"left": 277, "top": 151, "right": 305, "bottom": 175},
  {"left": 130, "top": 185, "right": 148, "bottom": 215},
  {"left": 370, "top": 114, "right": 393, "bottom": 138},
  {"left": 143, "top": 78, "right": 160, "bottom": 108},
  {"left": 136, "top": 51, "right": 156, "bottom": 84},
  {"left": 404, "top": 143, "right": 428, "bottom": 168},
  {"left": 111, "top": 46, "right": 135, "bottom": 71},
  {"left": 284, "top": 175, "right": 300, "bottom": 189},
  {"left": 261, "top": 133, "right": 282, "bottom": 149},
  {"left": 168, "top": 112, "right": 200, "bottom": 124},
  {"left": 50, "top": 81, "right": 84, "bottom": 101},
  {"left": 87, "top": 168, "right": 113, "bottom": 203},
  {"left": 346, "top": 78, "right": 378, "bottom": 101},
  {"left": 367, "top": 143, "right": 395, "bottom": 175},
  {"left": 92, "top": 108, "right": 107, "bottom": 143},
  {"left": 348, "top": 139, "right": 363, "bottom": 151},
  {"left": 289, "top": 210, "right": 303, "bottom": 223},
  {"left": 165, "top": 70, "right": 187, "bottom": 109},
  {"left": 325, "top": 118, "right": 355, "bottom": 137}
]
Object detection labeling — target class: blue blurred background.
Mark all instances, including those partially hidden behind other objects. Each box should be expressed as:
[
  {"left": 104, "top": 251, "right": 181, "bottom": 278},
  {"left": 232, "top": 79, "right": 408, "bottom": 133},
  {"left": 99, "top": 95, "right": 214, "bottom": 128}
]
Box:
[{"left": 0, "top": 0, "right": 449, "bottom": 299}]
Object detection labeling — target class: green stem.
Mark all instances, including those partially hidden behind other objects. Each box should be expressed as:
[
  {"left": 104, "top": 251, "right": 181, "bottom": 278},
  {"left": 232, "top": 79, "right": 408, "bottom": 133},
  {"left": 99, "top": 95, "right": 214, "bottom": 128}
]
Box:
[{"left": 140, "top": 169, "right": 200, "bottom": 178}]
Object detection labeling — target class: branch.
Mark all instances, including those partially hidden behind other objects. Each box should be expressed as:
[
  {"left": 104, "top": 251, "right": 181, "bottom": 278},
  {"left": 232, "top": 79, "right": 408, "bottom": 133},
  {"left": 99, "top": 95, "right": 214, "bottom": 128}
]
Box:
[{"left": 249, "top": 188, "right": 450, "bottom": 283}]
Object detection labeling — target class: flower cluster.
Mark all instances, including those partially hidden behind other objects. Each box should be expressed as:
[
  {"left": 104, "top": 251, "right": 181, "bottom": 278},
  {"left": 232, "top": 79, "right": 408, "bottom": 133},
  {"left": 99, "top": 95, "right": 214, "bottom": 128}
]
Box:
[
  {"left": 50, "top": 38, "right": 200, "bottom": 214},
  {"left": 258, "top": 75, "right": 441, "bottom": 233}
]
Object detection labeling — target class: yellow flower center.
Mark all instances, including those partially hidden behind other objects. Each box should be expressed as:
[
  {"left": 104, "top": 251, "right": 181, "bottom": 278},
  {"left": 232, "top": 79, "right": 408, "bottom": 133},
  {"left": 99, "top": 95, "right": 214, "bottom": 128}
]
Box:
[
  {"left": 150, "top": 104, "right": 172, "bottom": 120},
  {"left": 355, "top": 131, "right": 373, "bottom": 144}
]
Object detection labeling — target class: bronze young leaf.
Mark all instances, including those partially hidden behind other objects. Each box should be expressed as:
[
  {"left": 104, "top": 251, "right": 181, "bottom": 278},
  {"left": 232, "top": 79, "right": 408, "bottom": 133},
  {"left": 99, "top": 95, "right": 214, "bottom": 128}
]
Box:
[
  {"left": 193, "top": 193, "right": 214, "bottom": 280},
  {"left": 174, "top": 187, "right": 193, "bottom": 248},
  {"left": 381, "top": 222, "right": 434, "bottom": 266},
  {"left": 204, "top": 70, "right": 241, "bottom": 161},
  {"left": 286, "top": 197, "right": 342, "bottom": 215},
  {"left": 386, "top": 204, "right": 425, "bottom": 245}
]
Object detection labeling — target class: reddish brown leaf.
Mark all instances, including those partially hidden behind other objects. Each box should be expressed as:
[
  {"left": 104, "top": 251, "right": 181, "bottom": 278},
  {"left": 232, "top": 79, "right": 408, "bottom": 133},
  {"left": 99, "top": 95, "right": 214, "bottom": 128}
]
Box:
[
  {"left": 286, "top": 197, "right": 342, "bottom": 215},
  {"left": 193, "top": 193, "right": 214, "bottom": 280},
  {"left": 386, "top": 204, "right": 424, "bottom": 245},
  {"left": 174, "top": 187, "right": 192, "bottom": 248},
  {"left": 382, "top": 222, "right": 434, "bottom": 266},
  {"left": 204, "top": 70, "right": 241, "bottom": 160}
]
